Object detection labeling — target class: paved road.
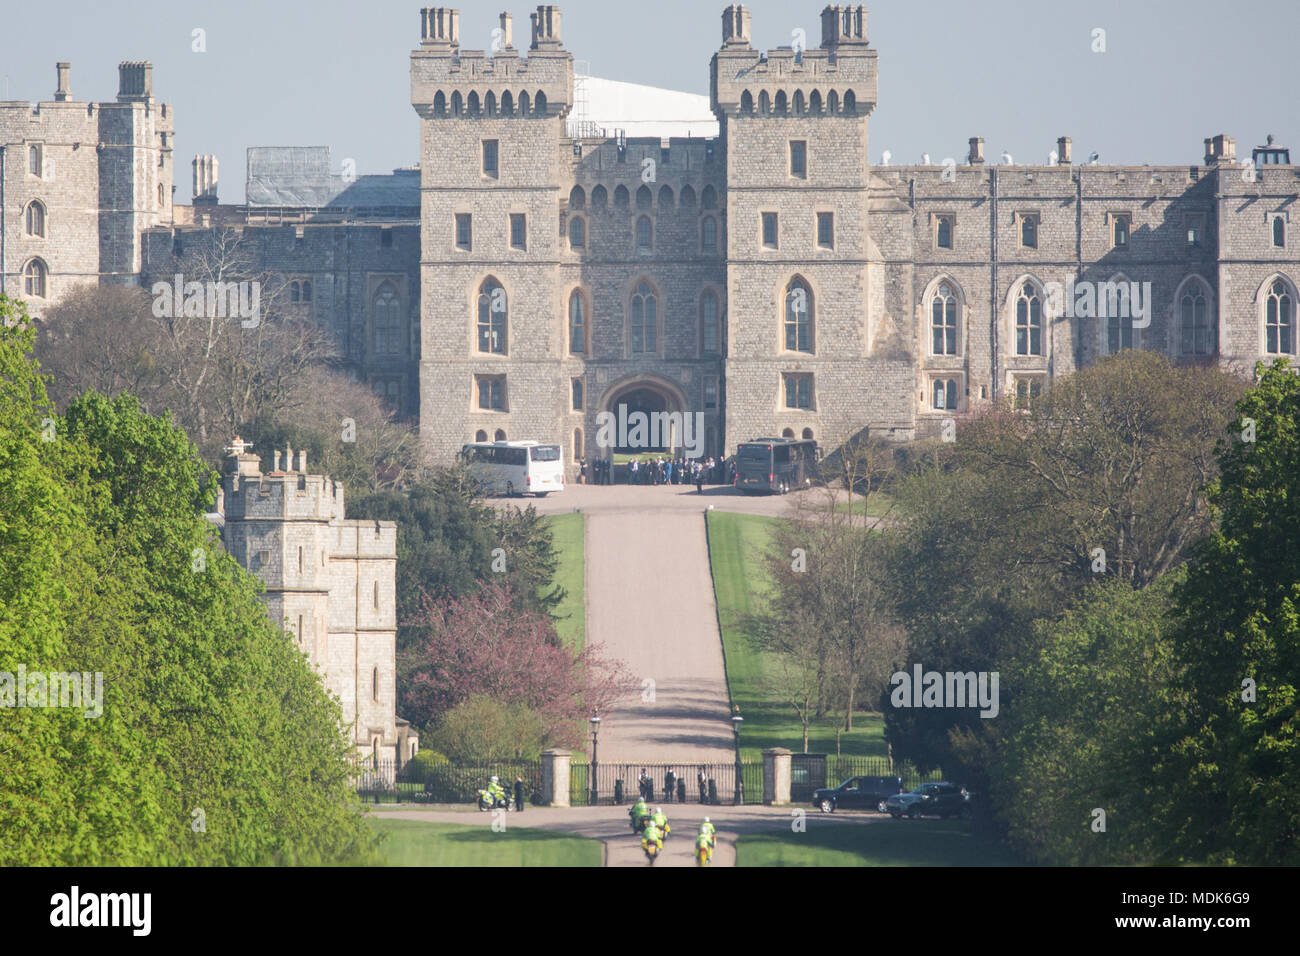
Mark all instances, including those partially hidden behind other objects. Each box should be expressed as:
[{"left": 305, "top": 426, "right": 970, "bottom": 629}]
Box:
[{"left": 373, "top": 803, "right": 882, "bottom": 867}]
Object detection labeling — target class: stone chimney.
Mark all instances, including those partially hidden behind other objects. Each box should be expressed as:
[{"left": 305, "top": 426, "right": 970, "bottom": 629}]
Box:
[
  {"left": 1057, "top": 136, "right": 1071, "bottom": 165},
  {"left": 721, "top": 4, "right": 752, "bottom": 47},
  {"left": 54, "top": 62, "right": 71, "bottom": 102},
  {"left": 498, "top": 12, "right": 513, "bottom": 49},
  {"left": 192, "top": 154, "right": 219, "bottom": 204},
  {"left": 968, "top": 136, "right": 985, "bottom": 165},
  {"left": 116, "top": 61, "right": 153, "bottom": 102},
  {"left": 297, "top": 450, "right": 306, "bottom": 473},
  {"left": 421, "top": 7, "right": 460, "bottom": 48},
  {"left": 530, "top": 5, "right": 563, "bottom": 50},
  {"left": 821, "top": 4, "right": 868, "bottom": 48},
  {"left": 1204, "top": 134, "right": 1236, "bottom": 165},
  {"left": 224, "top": 436, "right": 262, "bottom": 478}
]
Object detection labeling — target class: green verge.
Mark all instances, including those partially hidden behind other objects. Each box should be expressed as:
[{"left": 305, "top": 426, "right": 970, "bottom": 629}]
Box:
[
  {"left": 706, "top": 510, "right": 887, "bottom": 761},
  {"left": 543, "top": 511, "right": 585, "bottom": 651},
  {"left": 736, "top": 821, "right": 1023, "bottom": 867},
  {"left": 367, "top": 818, "right": 601, "bottom": 867}
]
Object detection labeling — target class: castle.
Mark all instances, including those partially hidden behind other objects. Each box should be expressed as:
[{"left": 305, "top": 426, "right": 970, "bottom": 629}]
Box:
[
  {"left": 214, "top": 439, "right": 416, "bottom": 767},
  {"left": 2, "top": 4, "right": 1297, "bottom": 470}
]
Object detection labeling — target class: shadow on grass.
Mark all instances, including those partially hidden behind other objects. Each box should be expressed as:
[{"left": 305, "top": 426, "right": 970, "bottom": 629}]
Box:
[{"left": 737, "top": 820, "right": 1024, "bottom": 867}]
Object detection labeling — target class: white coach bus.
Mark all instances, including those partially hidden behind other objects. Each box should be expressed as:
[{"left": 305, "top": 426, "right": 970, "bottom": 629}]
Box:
[{"left": 459, "top": 441, "right": 565, "bottom": 497}]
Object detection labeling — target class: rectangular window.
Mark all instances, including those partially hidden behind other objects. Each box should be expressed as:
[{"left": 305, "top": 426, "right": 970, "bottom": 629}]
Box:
[
  {"left": 476, "top": 375, "right": 506, "bottom": 411},
  {"left": 1112, "top": 212, "right": 1131, "bottom": 248},
  {"left": 28, "top": 144, "right": 43, "bottom": 177},
  {"left": 381, "top": 229, "right": 393, "bottom": 248},
  {"left": 1185, "top": 213, "right": 1205, "bottom": 247},
  {"left": 783, "top": 373, "right": 813, "bottom": 410},
  {"left": 935, "top": 214, "right": 954, "bottom": 249},
  {"left": 704, "top": 378, "right": 718, "bottom": 410},
  {"left": 1019, "top": 213, "right": 1039, "bottom": 250},
  {"left": 790, "top": 141, "right": 807, "bottom": 179},
  {"left": 762, "top": 212, "right": 778, "bottom": 249},
  {"left": 510, "top": 213, "right": 526, "bottom": 250},
  {"left": 455, "top": 214, "right": 472, "bottom": 251},
  {"left": 1014, "top": 377, "right": 1043, "bottom": 410},
  {"left": 571, "top": 378, "right": 584, "bottom": 411},
  {"left": 817, "top": 212, "right": 834, "bottom": 248},
  {"left": 482, "top": 140, "right": 499, "bottom": 178}
]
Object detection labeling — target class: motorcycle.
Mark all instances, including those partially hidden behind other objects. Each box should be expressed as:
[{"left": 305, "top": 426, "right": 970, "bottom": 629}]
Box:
[
  {"left": 642, "top": 838, "right": 661, "bottom": 865},
  {"left": 629, "top": 809, "right": 651, "bottom": 834},
  {"left": 476, "top": 789, "right": 511, "bottom": 812},
  {"left": 695, "top": 842, "right": 713, "bottom": 866}
]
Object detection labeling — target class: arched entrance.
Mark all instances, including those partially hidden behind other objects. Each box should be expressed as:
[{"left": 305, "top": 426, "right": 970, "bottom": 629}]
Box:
[{"left": 600, "top": 377, "right": 689, "bottom": 456}]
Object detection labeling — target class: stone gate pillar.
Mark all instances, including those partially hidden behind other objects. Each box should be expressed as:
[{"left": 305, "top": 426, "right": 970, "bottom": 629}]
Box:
[
  {"left": 542, "top": 749, "right": 571, "bottom": 807},
  {"left": 763, "top": 748, "right": 792, "bottom": 805}
]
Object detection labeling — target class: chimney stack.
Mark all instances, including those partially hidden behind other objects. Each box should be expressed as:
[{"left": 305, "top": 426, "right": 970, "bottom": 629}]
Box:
[
  {"left": 968, "top": 137, "right": 985, "bottom": 165},
  {"left": 498, "top": 12, "right": 513, "bottom": 49},
  {"left": 192, "top": 155, "right": 219, "bottom": 204},
  {"left": 116, "top": 61, "right": 153, "bottom": 102},
  {"left": 54, "top": 62, "right": 71, "bottom": 101},
  {"left": 420, "top": 7, "right": 460, "bottom": 48},
  {"left": 721, "top": 4, "right": 752, "bottom": 46},
  {"left": 1057, "top": 136, "right": 1071, "bottom": 165},
  {"left": 1204, "top": 134, "right": 1236, "bottom": 165},
  {"left": 297, "top": 450, "right": 306, "bottom": 473},
  {"left": 530, "top": 5, "right": 563, "bottom": 50}
]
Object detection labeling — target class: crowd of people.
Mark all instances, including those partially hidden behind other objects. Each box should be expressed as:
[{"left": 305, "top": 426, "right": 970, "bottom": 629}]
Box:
[{"left": 577, "top": 454, "right": 736, "bottom": 490}]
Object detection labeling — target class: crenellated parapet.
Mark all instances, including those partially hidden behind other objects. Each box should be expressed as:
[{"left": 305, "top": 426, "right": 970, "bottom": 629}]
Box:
[
  {"left": 411, "top": 6, "right": 573, "bottom": 120},
  {"left": 711, "top": 3, "right": 877, "bottom": 119}
]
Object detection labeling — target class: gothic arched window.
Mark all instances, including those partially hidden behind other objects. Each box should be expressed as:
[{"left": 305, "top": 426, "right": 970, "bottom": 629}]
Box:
[
  {"left": 1265, "top": 278, "right": 1296, "bottom": 354},
  {"left": 373, "top": 282, "right": 402, "bottom": 355},
  {"left": 630, "top": 280, "right": 658, "bottom": 354},
  {"left": 569, "top": 289, "right": 587, "bottom": 354},
  {"left": 477, "top": 278, "right": 507, "bottom": 354},
  {"left": 1015, "top": 281, "right": 1043, "bottom": 356},
  {"left": 932, "top": 282, "right": 958, "bottom": 355},
  {"left": 700, "top": 290, "right": 720, "bottom": 355},
  {"left": 785, "top": 277, "right": 813, "bottom": 352}
]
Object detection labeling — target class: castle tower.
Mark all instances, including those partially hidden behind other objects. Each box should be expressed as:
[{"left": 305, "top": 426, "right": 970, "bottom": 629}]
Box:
[
  {"left": 411, "top": 7, "right": 575, "bottom": 461},
  {"left": 219, "top": 439, "right": 409, "bottom": 764},
  {"left": 711, "top": 5, "right": 909, "bottom": 450}
]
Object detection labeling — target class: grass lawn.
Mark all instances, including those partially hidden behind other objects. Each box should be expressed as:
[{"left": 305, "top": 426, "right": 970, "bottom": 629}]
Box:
[
  {"left": 368, "top": 818, "right": 601, "bottom": 867},
  {"left": 544, "top": 512, "right": 585, "bottom": 651},
  {"left": 705, "top": 510, "right": 889, "bottom": 760},
  {"left": 736, "top": 820, "right": 1023, "bottom": 867}
]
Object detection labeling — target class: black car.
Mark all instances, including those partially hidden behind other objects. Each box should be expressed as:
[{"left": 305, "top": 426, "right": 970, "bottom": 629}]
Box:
[
  {"left": 882, "top": 782, "right": 971, "bottom": 819},
  {"left": 812, "top": 775, "right": 905, "bottom": 813}
]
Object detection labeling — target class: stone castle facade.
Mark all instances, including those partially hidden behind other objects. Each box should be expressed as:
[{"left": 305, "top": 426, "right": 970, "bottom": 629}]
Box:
[
  {"left": 3, "top": 5, "right": 1298, "bottom": 468},
  {"left": 215, "top": 440, "right": 416, "bottom": 766}
]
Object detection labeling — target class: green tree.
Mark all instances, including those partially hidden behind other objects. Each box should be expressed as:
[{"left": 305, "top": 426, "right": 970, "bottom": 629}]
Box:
[
  {"left": 430, "top": 695, "right": 547, "bottom": 761},
  {"left": 1164, "top": 359, "right": 1300, "bottom": 864}
]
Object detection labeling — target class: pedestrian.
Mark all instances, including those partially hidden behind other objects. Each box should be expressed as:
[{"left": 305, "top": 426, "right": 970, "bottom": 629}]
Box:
[
  {"left": 695, "top": 462, "right": 704, "bottom": 494},
  {"left": 665, "top": 458, "right": 673, "bottom": 484},
  {"left": 514, "top": 776, "right": 525, "bottom": 812},
  {"left": 630, "top": 459, "right": 638, "bottom": 485},
  {"left": 664, "top": 767, "right": 677, "bottom": 803},
  {"left": 578, "top": 457, "right": 587, "bottom": 485},
  {"left": 638, "top": 767, "right": 652, "bottom": 801},
  {"left": 698, "top": 766, "right": 708, "bottom": 804}
]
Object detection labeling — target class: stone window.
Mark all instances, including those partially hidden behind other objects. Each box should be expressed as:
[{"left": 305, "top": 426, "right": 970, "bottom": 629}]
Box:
[
  {"left": 591, "top": 185, "right": 607, "bottom": 209},
  {"left": 381, "top": 228, "right": 393, "bottom": 248},
  {"left": 702, "top": 185, "right": 717, "bottom": 210},
  {"left": 614, "top": 185, "right": 629, "bottom": 209},
  {"left": 931, "top": 377, "right": 959, "bottom": 411},
  {"left": 700, "top": 290, "right": 720, "bottom": 355},
  {"left": 1014, "top": 281, "right": 1043, "bottom": 355},
  {"left": 482, "top": 139, "right": 499, "bottom": 179},
  {"left": 455, "top": 213, "right": 472, "bottom": 251},
  {"left": 476, "top": 375, "right": 507, "bottom": 411},
  {"left": 1018, "top": 213, "right": 1039, "bottom": 250},
  {"left": 1178, "top": 279, "right": 1213, "bottom": 357},
  {"left": 817, "top": 212, "right": 834, "bottom": 249},
  {"left": 704, "top": 377, "right": 718, "bottom": 410},
  {"left": 629, "top": 280, "right": 658, "bottom": 354},
  {"left": 494, "top": 428, "right": 507, "bottom": 442},
  {"left": 790, "top": 140, "right": 807, "bottom": 179},
  {"left": 28, "top": 144, "right": 42, "bottom": 177},
  {"left": 1265, "top": 278, "right": 1296, "bottom": 354},
  {"left": 22, "top": 258, "right": 47, "bottom": 298},
  {"left": 783, "top": 373, "right": 814, "bottom": 410},
  {"left": 373, "top": 282, "right": 402, "bottom": 355},
  {"left": 931, "top": 282, "right": 959, "bottom": 355},
  {"left": 740, "top": 91, "right": 754, "bottom": 114},
  {"left": 573, "top": 429, "right": 583, "bottom": 461},
  {"left": 762, "top": 212, "right": 778, "bottom": 249},
  {"left": 1107, "top": 314, "right": 1135, "bottom": 354},
  {"left": 636, "top": 216, "right": 653, "bottom": 252},
  {"left": 290, "top": 279, "right": 313, "bottom": 304},
  {"left": 569, "top": 216, "right": 586, "bottom": 249},
  {"left": 784, "top": 277, "right": 813, "bottom": 352},
  {"left": 636, "top": 185, "right": 652, "bottom": 211},
  {"left": 372, "top": 667, "right": 380, "bottom": 701},
  {"left": 510, "top": 213, "right": 526, "bottom": 250},
  {"left": 1185, "top": 213, "right": 1205, "bottom": 247},
  {"left": 1111, "top": 212, "right": 1131, "bottom": 248},
  {"left": 568, "top": 289, "right": 587, "bottom": 354},
  {"left": 1013, "top": 376, "right": 1044, "bottom": 410},
  {"left": 571, "top": 378, "right": 584, "bottom": 411},
  {"left": 477, "top": 278, "right": 507, "bottom": 354},
  {"left": 935, "top": 214, "right": 954, "bottom": 249},
  {"left": 701, "top": 216, "right": 718, "bottom": 252},
  {"left": 25, "top": 201, "right": 45, "bottom": 238},
  {"left": 1272, "top": 215, "right": 1286, "bottom": 248},
  {"left": 802, "top": 427, "right": 814, "bottom": 440}
]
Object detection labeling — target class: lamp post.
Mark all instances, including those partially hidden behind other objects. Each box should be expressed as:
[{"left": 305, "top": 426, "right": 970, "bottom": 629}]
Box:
[
  {"left": 589, "top": 709, "right": 601, "bottom": 806},
  {"left": 731, "top": 707, "right": 744, "bottom": 805}
]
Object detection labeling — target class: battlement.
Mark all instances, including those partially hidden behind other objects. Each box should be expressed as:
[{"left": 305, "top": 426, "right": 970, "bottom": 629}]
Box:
[
  {"left": 220, "top": 440, "right": 345, "bottom": 523},
  {"left": 711, "top": 6, "right": 877, "bottom": 118},
  {"left": 411, "top": 7, "right": 573, "bottom": 118}
]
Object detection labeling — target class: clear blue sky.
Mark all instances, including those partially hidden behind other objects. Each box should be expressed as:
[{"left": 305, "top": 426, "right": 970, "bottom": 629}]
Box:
[{"left": 6, "top": 0, "right": 1296, "bottom": 202}]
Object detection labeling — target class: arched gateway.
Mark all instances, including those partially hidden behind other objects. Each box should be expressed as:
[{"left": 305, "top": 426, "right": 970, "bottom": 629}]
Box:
[{"left": 597, "top": 377, "right": 695, "bottom": 456}]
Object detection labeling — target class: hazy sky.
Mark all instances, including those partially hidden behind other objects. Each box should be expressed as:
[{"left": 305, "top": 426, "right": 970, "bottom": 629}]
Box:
[{"left": 6, "top": 0, "right": 1296, "bottom": 202}]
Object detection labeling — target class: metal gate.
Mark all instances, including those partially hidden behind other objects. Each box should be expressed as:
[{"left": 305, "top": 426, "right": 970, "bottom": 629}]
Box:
[{"left": 569, "top": 761, "right": 761, "bottom": 806}]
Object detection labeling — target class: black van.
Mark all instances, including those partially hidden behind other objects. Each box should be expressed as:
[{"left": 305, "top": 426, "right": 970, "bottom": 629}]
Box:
[{"left": 735, "top": 437, "right": 819, "bottom": 494}]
